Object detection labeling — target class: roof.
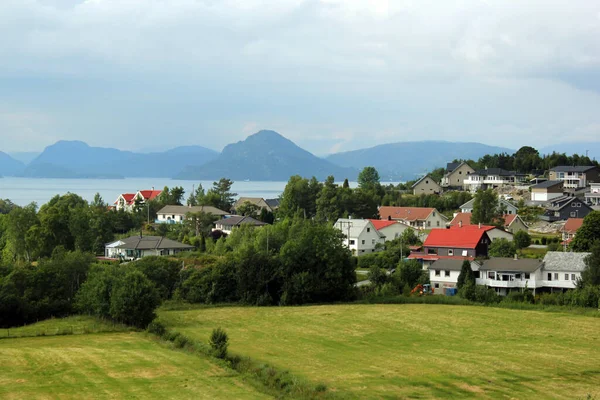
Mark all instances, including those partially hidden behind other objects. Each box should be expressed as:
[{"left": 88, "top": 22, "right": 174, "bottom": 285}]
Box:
[
  {"left": 138, "top": 190, "right": 162, "bottom": 201},
  {"left": 215, "top": 215, "right": 267, "bottom": 227},
  {"left": 550, "top": 166, "right": 597, "bottom": 173},
  {"left": 411, "top": 175, "right": 441, "bottom": 189},
  {"left": 109, "top": 235, "right": 193, "bottom": 250},
  {"left": 561, "top": 218, "right": 584, "bottom": 234},
  {"left": 503, "top": 214, "right": 517, "bottom": 226},
  {"left": 542, "top": 251, "right": 591, "bottom": 272},
  {"left": 429, "top": 258, "right": 476, "bottom": 271},
  {"left": 446, "top": 162, "right": 460, "bottom": 173},
  {"left": 479, "top": 257, "right": 543, "bottom": 273},
  {"left": 424, "top": 228, "right": 488, "bottom": 249},
  {"left": 471, "top": 168, "right": 524, "bottom": 177},
  {"left": 460, "top": 198, "right": 516, "bottom": 211},
  {"left": 234, "top": 197, "right": 269, "bottom": 208},
  {"left": 114, "top": 193, "right": 136, "bottom": 205},
  {"left": 378, "top": 206, "right": 437, "bottom": 222},
  {"left": 157, "top": 205, "right": 228, "bottom": 216},
  {"left": 334, "top": 219, "right": 384, "bottom": 238},
  {"left": 547, "top": 196, "right": 592, "bottom": 211},
  {"left": 531, "top": 180, "right": 563, "bottom": 189},
  {"left": 265, "top": 198, "right": 280, "bottom": 209},
  {"left": 368, "top": 219, "right": 403, "bottom": 231},
  {"left": 449, "top": 212, "right": 519, "bottom": 229}
]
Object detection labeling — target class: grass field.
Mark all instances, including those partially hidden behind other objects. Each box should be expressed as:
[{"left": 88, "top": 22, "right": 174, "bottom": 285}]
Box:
[
  {"left": 159, "top": 304, "right": 600, "bottom": 399},
  {"left": 0, "top": 332, "right": 270, "bottom": 400},
  {"left": 0, "top": 316, "right": 130, "bottom": 339}
]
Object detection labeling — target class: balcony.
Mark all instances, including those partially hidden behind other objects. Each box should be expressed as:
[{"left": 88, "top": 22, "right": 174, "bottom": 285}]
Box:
[{"left": 477, "top": 278, "right": 541, "bottom": 289}]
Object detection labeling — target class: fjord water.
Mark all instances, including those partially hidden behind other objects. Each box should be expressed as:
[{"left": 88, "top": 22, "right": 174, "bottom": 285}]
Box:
[{"left": 0, "top": 177, "right": 296, "bottom": 206}]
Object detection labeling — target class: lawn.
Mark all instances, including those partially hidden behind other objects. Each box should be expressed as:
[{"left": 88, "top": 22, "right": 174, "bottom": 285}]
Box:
[
  {"left": 159, "top": 304, "right": 600, "bottom": 399},
  {"left": 0, "top": 315, "right": 130, "bottom": 339},
  {"left": 0, "top": 332, "right": 270, "bottom": 400}
]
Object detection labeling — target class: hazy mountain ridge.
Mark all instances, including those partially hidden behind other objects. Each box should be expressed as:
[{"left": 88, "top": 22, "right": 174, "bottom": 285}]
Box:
[{"left": 0, "top": 151, "right": 25, "bottom": 176}]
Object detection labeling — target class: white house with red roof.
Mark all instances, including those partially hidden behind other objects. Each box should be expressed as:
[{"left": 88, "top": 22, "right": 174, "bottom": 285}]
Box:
[
  {"left": 114, "top": 188, "right": 162, "bottom": 212},
  {"left": 333, "top": 218, "right": 385, "bottom": 256},
  {"left": 378, "top": 206, "right": 448, "bottom": 229},
  {"left": 368, "top": 219, "right": 412, "bottom": 241},
  {"left": 449, "top": 213, "right": 521, "bottom": 239},
  {"left": 560, "top": 218, "right": 584, "bottom": 245}
]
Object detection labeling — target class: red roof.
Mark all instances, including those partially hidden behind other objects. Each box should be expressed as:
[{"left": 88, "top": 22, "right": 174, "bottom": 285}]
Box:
[
  {"left": 450, "top": 212, "right": 518, "bottom": 228},
  {"left": 424, "top": 227, "right": 488, "bottom": 249},
  {"left": 138, "top": 190, "right": 162, "bottom": 201},
  {"left": 503, "top": 214, "right": 517, "bottom": 226},
  {"left": 114, "top": 193, "right": 136, "bottom": 205},
  {"left": 408, "top": 253, "right": 475, "bottom": 261},
  {"left": 368, "top": 219, "right": 399, "bottom": 230},
  {"left": 378, "top": 207, "right": 434, "bottom": 222},
  {"left": 562, "top": 218, "right": 584, "bottom": 234}
]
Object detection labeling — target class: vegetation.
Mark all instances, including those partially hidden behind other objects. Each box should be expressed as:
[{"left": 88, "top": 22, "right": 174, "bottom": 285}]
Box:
[
  {"left": 209, "top": 327, "right": 229, "bottom": 359},
  {"left": 572, "top": 211, "right": 600, "bottom": 252},
  {"left": 159, "top": 304, "right": 600, "bottom": 399},
  {"left": 488, "top": 238, "right": 516, "bottom": 257}
]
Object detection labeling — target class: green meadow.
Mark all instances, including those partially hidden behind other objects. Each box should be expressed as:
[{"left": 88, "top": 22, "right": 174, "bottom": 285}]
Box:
[
  {"left": 0, "top": 332, "right": 270, "bottom": 400},
  {"left": 159, "top": 304, "right": 600, "bottom": 399}
]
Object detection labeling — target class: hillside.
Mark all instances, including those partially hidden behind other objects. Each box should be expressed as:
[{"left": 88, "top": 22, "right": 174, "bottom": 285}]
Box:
[
  {"left": 22, "top": 141, "right": 219, "bottom": 178},
  {"left": 327, "top": 141, "right": 514, "bottom": 180},
  {"left": 175, "top": 130, "right": 357, "bottom": 181},
  {"left": 0, "top": 151, "right": 25, "bottom": 176}
]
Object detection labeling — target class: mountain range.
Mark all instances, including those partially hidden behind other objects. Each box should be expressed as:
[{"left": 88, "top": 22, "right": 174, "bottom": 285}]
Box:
[{"left": 3, "top": 131, "right": 594, "bottom": 181}]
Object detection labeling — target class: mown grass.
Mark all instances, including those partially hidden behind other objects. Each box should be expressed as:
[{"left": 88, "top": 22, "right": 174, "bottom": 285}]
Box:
[
  {"left": 0, "top": 332, "right": 270, "bottom": 400},
  {"left": 159, "top": 304, "right": 600, "bottom": 399},
  {"left": 0, "top": 316, "right": 131, "bottom": 339}
]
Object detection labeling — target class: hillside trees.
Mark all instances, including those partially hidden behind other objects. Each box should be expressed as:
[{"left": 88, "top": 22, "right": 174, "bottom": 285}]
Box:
[{"left": 571, "top": 211, "right": 600, "bottom": 252}]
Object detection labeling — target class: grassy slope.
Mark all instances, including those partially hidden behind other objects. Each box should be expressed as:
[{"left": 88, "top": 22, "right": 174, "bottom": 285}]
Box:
[
  {"left": 160, "top": 304, "right": 600, "bottom": 399},
  {"left": 0, "top": 332, "right": 270, "bottom": 400},
  {"left": 0, "top": 316, "right": 130, "bottom": 338}
]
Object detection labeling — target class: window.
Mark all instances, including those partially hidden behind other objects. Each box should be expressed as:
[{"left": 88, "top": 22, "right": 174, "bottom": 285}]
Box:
[
  {"left": 489, "top": 271, "right": 496, "bottom": 279},
  {"left": 434, "top": 283, "right": 440, "bottom": 288},
  {"left": 570, "top": 212, "right": 576, "bottom": 217},
  {"left": 459, "top": 171, "right": 462, "bottom": 175},
  {"left": 565, "top": 274, "right": 569, "bottom": 280},
  {"left": 367, "top": 228, "right": 370, "bottom": 232},
  {"left": 474, "top": 271, "right": 480, "bottom": 278},
  {"left": 426, "top": 180, "right": 429, "bottom": 184},
  {"left": 427, "top": 221, "right": 431, "bottom": 227},
  {"left": 577, "top": 203, "right": 582, "bottom": 207},
  {"left": 547, "top": 273, "right": 552, "bottom": 281},
  {"left": 554, "top": 273, "right": 559, "bottom": 280},
  {"left": 525, "top": 273, "right": 530, "bottom": 279},
  {"left": 572, "top": 274, "right": 576, "bottom": 280},
  {"left": 435, "top": 270, "right": 440, "bottom": 276},
  {"left": 515, "top": 274, "right": 521, "bottom": 279},
  {"left": 349, "top": 240, "right": 355, "bottom": 245},
  {"left": 372, "top": 239, "right": 375, "bottom": 245},
  {"left": 445, "top": 270, "right": 450, "bottom": 277},
  {"left": 448, "top": 249, "right": 454, "bottom": 256},
  {"left": 428, "top": 248, "right": 437, "bottom": 255},
  {"left": 437, "top": 221, "right": 440, "bottom": 227},
  {"left": 362, "top": 240, "right": 365, "bottom": 245},
  {"left": 433, "top": 212, "right": 436, "bottom": 216}
]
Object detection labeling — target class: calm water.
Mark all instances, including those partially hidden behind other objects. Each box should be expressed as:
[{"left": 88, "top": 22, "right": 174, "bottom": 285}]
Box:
[{"left": 0, "top": 177, "right": 362, "bottom": 206}]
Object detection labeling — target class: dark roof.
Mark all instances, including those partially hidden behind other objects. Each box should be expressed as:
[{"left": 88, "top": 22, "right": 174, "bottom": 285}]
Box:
[
  {"left": 550, "top": 166, "right": 597, "bottom": 173},
  {"left": 215, "top": 215, "right": 267, "bottom": 227},
  {"left": 265, "top": 198, "right": 280, "bottom": 208},
  {"left": 531, "top": 180, "right": 563, "bottom": 189},
  {"left": 479, "top": 257, "right": 543, "bottom": 272},
  {"left": 472, "top": 168, "right": 525, "bottom": 177},
  {"left": 446, "top": 162, "right": 460, "bottom": 173},
  {"left": 157, "top": 205, "right": 228, "bottom": 216},
  {"left": 110, "top": 236, "right": 193, "bottom": 250},
  {"left": 429, "top": 258, "right": 473, "bottom": 271},
  {"left": 547, "top": 196, "right": 592, "bottom": 211}
]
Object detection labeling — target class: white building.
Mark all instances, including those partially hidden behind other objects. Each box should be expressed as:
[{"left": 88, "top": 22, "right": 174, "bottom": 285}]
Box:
[
  {"left": 429, "top": 259, "right": 480, "bottom": 295},
  {"left": 333, "top": 219, "right": 385, "bottom": 256},
  {"left": 368, "top": 219, "right": 412, "bottom": 241},
  {"left": 213, "top": 215, "right": 267, "bottom": 235},
  {"left": 156, "top": 205, "right": 228, "bottom": 224},
  {"left": 104, "top": 235, "right": 193, "bottom": 260},
  {"left": 585, "top": 183, "right": 600, "bottom": 206},
  {"left": 476, "top": 257, "right": 544, "bottom": 296},
  {"left": 463, "top": 168, "right": 527, "bottom": 192},
  {"left": 541, "top": 251, "right": 590, "bottom": 291}
]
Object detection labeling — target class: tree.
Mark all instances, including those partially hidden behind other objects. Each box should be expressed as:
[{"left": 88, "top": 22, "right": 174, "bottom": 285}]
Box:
[
  {"left": 571, "top": 211, "right": 600, "bottom": 252},
  {"left": 488, "top": 238, "right": 516, "bottom": 257},
  {"left": 278, "top": 176, "right": 321, "bottom": 219},
  {"left": 471, "top": 189, "right": 501, "bottom": 225},
  {"left": 185, "top": 211, "right": 218, "bottom": 237},
  {"left": 236, "top": 201, "right": 261, "bottom": 217},
  {"left": 513, "top": 231, "right": 532, "bottom": 250},
  {"left": 91, "top": 193, "right": 105, "bottom": 208},
  {"left": 205, "top": 178, "right": 237, "bottom": 212},
  {"left": 368, "top": 265, "right": 389, "bottom": 287},
  {"left": 358, "top": 166, "right": 381, "bottom": 192},
  {"left": 456, "top": 260, "right": 475, "bottom": 289},
  {"left": 396, "top": 260, "right": 423, "bottom": 289},
  {"left": 187, "top": 184, "right": 206, "bottom": 206},
  {"left": 315, "top": 176, "right": 341, "bottom": 222},
  {"left": 579, "top": 241, "right": 600, "bottom": 287},
  {"left": 109, "top": 270, "right": 161, "bottom": 328}
]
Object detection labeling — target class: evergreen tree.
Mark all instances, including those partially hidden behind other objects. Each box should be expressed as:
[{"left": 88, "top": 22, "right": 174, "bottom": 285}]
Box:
[{"left": 457, "top": 260, "right": 475, "bottom": 289}]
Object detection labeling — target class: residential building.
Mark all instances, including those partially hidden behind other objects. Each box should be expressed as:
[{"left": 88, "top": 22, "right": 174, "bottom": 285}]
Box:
[
  {"left": 530, "top": 180, "right": 564, "bottom": 202},
  {"left": 214, "top": 215, "right": 267, "bottom": 235},
  {"left": 460, "top": 198, "right": 518, "bottom": 215},
  {"left": 368, "top": 219, "right": 412, "bottom": 241},
  {"left": 476, "top": 257, "right": 544, "bottom": 296},
  {"left": 333, "top": 219, "right": 385, "bottom": 256},
  {"left": 549, "top": 166, "right": 600, "bottom": 189},
  {"left": 233, "top": 197, "right": 279, "bottom": 213},
  {"left": 429, "top": 259, "right": 479, "bottom": 294},
  {"left": 463, "top": 168, "right": 527, "bottom": 192},
  {"left": 104, "top": 235, "right": 193, "bottom": 260},
  {"left": 412, "top": 175, "right": 442, "bottom": 195},
  {"left": 447, "top": 216, "right": 514, "bottom": 241},
  {"left": 540, "top": 196, "right": 594, "bottom": 222},
  {"left": 378, "top": 206, "right": 449, "bottom": 229},
  {"left": 114, "top": 189, "right": 162, "bottom": 212},
  {"left": 541, "top": 251, "right": 590, "bottom": 291},
  {"left": 585, "top": 183, "right": 600, "bottom": 206},
  {"left": 156, "top": 205, "right": 228, "bottom": 224},
  {"left": 441, "top": 162, "right": 475, "bottom": 190},
  {"left": 560, "top": 218, "right": 584, "bottom": 244},
  {"left": 449, "top": 212, "right": 527, "bottom": 234}
]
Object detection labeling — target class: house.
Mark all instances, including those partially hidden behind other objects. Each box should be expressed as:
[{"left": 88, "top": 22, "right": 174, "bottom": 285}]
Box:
[
  {"left": 233, "top": 197, "right": 279, "bottom": 214},
  {"left": 378, "top": 206, "right": 449, "bottom": 229},
  {"left": 114, "top": 189, "right": 162, "bottom": 212},
  {"left": 541, "top": 251, "right": 590, "bottom": 291},
  {"left": 104, "top": 235, "right": 193, "bottom": 260},
  {"left": 368, "top": 219, "right": 412, "bottom": 242},
  {"left": 540, "top": 196, "right": 594, "bottom": 222},
  {"left": 476, "top": 257, "right": 544, "bottom": 296},
  {"left": 412, "top": 175, "right": 442, "bottom": 195},
  {"left": 448, "top": 215, "right": 514, "bottom": 241},
  {"left": 449, "top": 212, "right": 527, "bottom": 234},
  {"left": 156, "top": 205, "right": 228, "bottom": 224},
  {"left": 584, "top": 183, "right": 600, "bottom": 206},
  {"left": 460, "top": 198, "right": 518, "bottom": 215},
  {"left": 333, "top": 219, "right": 385, "bottom": 255},
  {"left": 441, "top": 162, "right": 475, "bottom": 190},
  {"left": 135, "top": 189, "right": 162, "bottom": 203},
  {"left": 428, "top": 259, "right": 480, "bottom": 294},
  {"left": 213, "top": 215, "right": 267, "bottom": 235},
  {"left": 560, "top": 218, "right": 584, "bottom": 244},
  {"left": 549, "top": 166, "right": 600, "bottom": 190},
  {"left": 530, "top": 180, "right": 564, "bottom": 202},
  {"left": 408, "top": 227, "right": 491, "bottom": 269},
  {"left": 463, "top": 168, "right": 527, "bottom": 192}
]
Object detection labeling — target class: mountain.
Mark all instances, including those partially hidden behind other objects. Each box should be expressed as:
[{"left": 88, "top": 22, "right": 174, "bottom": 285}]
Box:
[
  {"left": 23, "top": 141, "right": 219, "bottom": 178},
  {"left": 326, "top": 141, "right": 514, "bottom": 181},
  {"left": 8, "top": 152, "right": 40, "bottom": 165},
  {"left": 539, "top": 142, "right": 600, "bottom": 160},
  {"left": 175, "top": 130, "right": 357, "bottom": 181},
  {"left": 0, "top": 151, "right": 25, "bottom": 176}
]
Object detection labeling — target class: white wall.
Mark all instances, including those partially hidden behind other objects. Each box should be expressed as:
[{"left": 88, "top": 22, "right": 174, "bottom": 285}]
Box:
[{"left": 379, "top": 224, "right": 411, "bottom": 241}]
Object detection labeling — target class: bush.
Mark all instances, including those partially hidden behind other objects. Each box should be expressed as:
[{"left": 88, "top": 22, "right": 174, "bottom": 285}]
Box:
[
  {"left": 505, "top": 290, "right": 534, "bottom": 304},
  {"left": 209, "top": 327, "right": 229, "bottom": 359},
  {"left": 367, "top": 266, "right": 389, "bottom": 287},
  {"left": 541, "top": 237, "right": 547, "bottom": 245},
  {"left": 147, "top": 320, "right": 166, "bottom": 336},
  {"left": 174, "top": 334, "right": 189, "bottom": 349}
]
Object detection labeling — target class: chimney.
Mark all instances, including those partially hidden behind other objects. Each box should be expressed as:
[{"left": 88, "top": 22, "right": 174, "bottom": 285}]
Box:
[
  {"left": 478, "top": 222, "right": 481, "bottom": 229},
  {"left": 152, "top": 186, "right": 155, "bottom": 191},
  {"left": 140, "top": 230, "right": 143, "bottom": 238},
  {"left": 459, "top": 221, "right": 463, "bottom": 228},
  {"left": 514, "top": 253, "right": 518, "bottom": 260}
]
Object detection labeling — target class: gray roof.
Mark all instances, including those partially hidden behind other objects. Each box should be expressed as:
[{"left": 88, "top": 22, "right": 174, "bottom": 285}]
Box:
[
  {"left": 446, "top": 162, "right": 460, "bottom": 173},
  {"left": 542, "top": 251, "right": 590, "bottom": 272},
  {"left": 158, "top": 205, "right": 228, "bottom": 216},
  {"left": 472, "top": 168, "right": 525, "bottom": 177},
  {"left": 110, "top": 235, "right": 193, "bottom": 250},
  {"left": 479, "top": 257, "right": 543, "bottom": 273},
  {"left": 411, "top": 174, "right": 441, "bottom": 189},
  {"left": 215, "top": 215, "right": 267, "bottom": 227},
  {"left": 429, "top": 259, "right": 474, "bottom": 271},
  {"left": 460, "top": 198, "right": 517, "bottom": 211},
  {"left": 265, "top": 198, "right": 280, "bottom": 209},
  {"left": 531, "top": 180, "right": 563, "bottom": 189},
  {"left": 333, "top": 219, "right": 384, "bottom": 239},
  {"left": 550, "top": 166, "right": 597, "bottom": 173}
]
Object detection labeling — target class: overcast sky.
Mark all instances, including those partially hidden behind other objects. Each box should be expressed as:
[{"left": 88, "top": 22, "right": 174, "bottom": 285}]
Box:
[{"left": 1, "top": 0, "right": 600, "bottom": 155}]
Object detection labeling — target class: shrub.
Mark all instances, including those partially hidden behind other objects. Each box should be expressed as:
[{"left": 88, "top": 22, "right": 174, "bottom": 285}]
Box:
[
  {"left": 174, "top": 334, "right": 189, "bottom": 349},
  {"left": 147, "top": 320, "right": 166, "bottom": 336},
  {"left": 209, "top": 327, "right": 229, "bottom": 359},
  {"left": 541, "top": 237, "right": 547, "bottom": 245}
]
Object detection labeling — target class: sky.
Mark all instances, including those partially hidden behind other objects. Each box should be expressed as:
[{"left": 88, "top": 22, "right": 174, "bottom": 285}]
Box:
[{"left": 1, "top": 0, "right": 600, "bottom": 156}]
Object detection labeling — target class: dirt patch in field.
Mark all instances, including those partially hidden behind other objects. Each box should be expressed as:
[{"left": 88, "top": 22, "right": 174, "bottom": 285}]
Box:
[
  {"left": 107, "top": 365, "right": 177, "bottom": 379},
  {"left": 457, "top": 382, "right": 485, "bottom": 394}
]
